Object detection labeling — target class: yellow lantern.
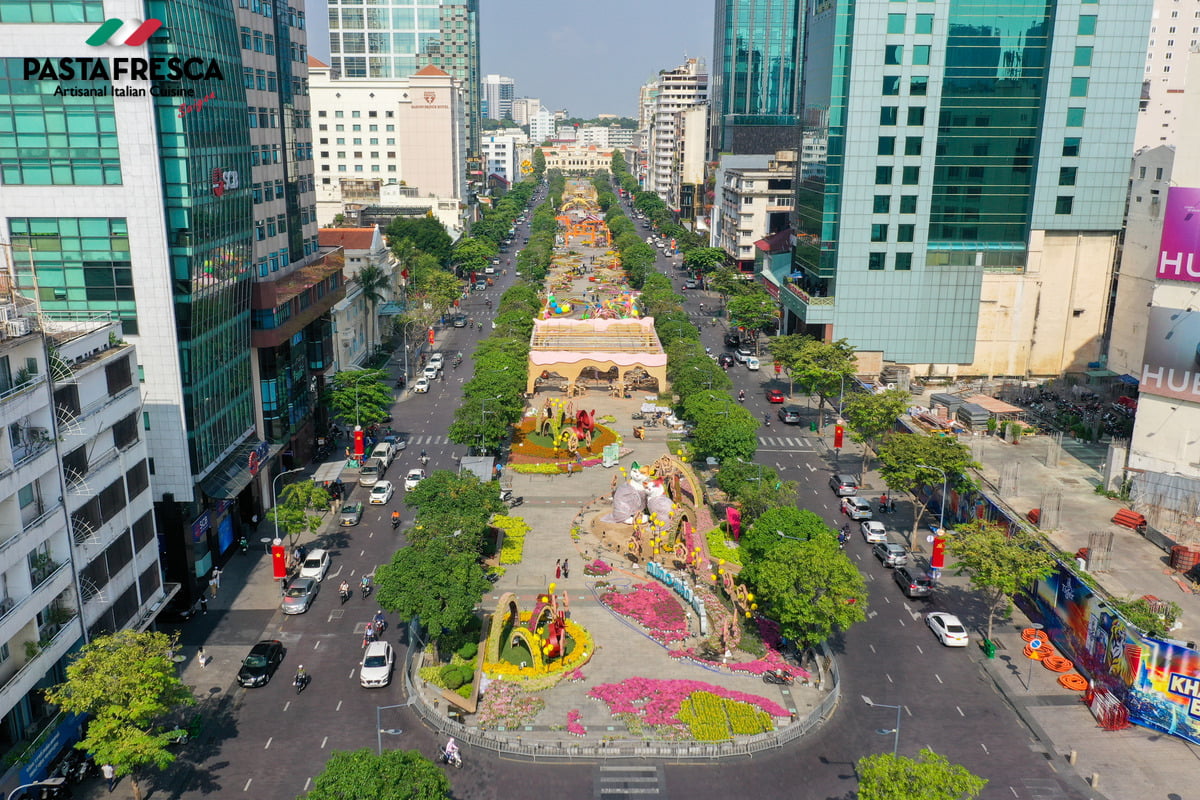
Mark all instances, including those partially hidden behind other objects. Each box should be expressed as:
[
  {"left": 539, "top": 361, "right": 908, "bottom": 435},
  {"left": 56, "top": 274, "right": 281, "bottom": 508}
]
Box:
[{"left": 549, "top": 582, "right": 557, "bottom": 593}]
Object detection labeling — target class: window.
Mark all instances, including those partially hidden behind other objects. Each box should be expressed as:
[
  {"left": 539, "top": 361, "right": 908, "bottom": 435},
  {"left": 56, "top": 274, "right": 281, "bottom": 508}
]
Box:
[
  {"left": 880, "top": 106, "right": 898, "bottom": 125},
  {"left": 912, "top": 45, "right": 930, "bottom": 65},
  {"left": 899, "top": 195, "right": 918, "bottom": 214},
  {"left": 869, "top": 252, "right": 886, "bottom": 271},
  {"left": 873, "top": 195, "right": 891, "bottom": 214},
  {"left": 915, "top": 14, "right": 934, "bottom": 34},
  {"left": 910, "top": 77, "right": 928, "bottom": 96},
  {"left": 1055, "top": 196, "right": 1074, "bottom": 215},
  {"left": 907, "top": 107, "right": 926, "bottom": 126},
  {"left": 895, "top": 253, "right": 913, "bottom": 271},
  {"left": 897, "top": 224, "right": 915, "bottom": 242},
  {"left": 17, "top": 483, "right": 35, "bottom": 508},
  {"left": 1074, "top": 46, "right": 1093, "bottom": 67},
  {"left": 1078, "top": 15, "right": 1097, "bottom": 35},
  {"left": 882, "top": 76, "right": 901, "bottom": 95},
  {"left": 1059, "top": 167, "right": 1077, "bottom": 186},
  {"left": 1066, "top": 108, "right": 1086, "bottom": 127},
  {"left": 902, "top": 166, "right": 920, "bottom": 185},
  {"left": 885, "top": 45, "right": 903, "bottom": 65},
  {"left": 871, "top": 224, "right": 889, "bottom": 243},
  {"left": 887, "top": 14, "right": 906, "bottom": 34},
  {"left": 1156, "top": 167, "right": 1164, "bottom": 180},
  {"left": 878, "top": 136, "right": 896, "bottom": 156},
  {"left": 875, "top": 166, "right": 893, "bottom": 185},
  {"left": 1063, "top": 137, "right": 1081, "bottom": 157},
  {"left": 905, "top": 136, "right": 923, "bottom": 156},
  {"left": 1070, "top": 77, "right": 1089, "bottom": 97}
]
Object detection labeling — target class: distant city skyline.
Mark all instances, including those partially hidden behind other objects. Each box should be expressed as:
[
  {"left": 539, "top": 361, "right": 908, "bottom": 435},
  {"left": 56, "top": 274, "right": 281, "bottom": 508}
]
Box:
[{"left": 304, "top": 0, "right": 713, "bottom": 118}]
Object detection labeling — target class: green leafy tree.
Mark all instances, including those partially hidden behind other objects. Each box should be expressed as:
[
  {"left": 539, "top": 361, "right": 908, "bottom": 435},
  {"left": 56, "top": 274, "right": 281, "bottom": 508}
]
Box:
[
  {"left": 726, "top": 289, "right": 778, "bottom": 344},
  {"left": 857, "top": 748, "right": 987, "bottom": 800},
  {"left": 386, "top": 215, "right": 452, "bottom": 264},
  {"left": 740, "top": 535, "right": 868, "bottom": 647},
  {"left": 404, "top": 471, "right": 504, "bottom": 546},
  {"left": 304, "top": 748, "right": 450, "bottom": 800},
  {"left": 842, "top": 389, "right": 911, "bottom": 474},
  {"left": 451, "top": 236, "right": 498, "bottom": 278},
  {"left": 354, "top": 263, "right": 389, "bottom": 355},
  {"left": 681, "top": 392, "right": 759, "bottom": 463},
  {"left": 44, "top": 631, "right": 195, "bottom": 800},
  {"left": 683, "top": 247, "right": 728, "bottom": 273},
  {"left": 274, "top": 479, "right": 332, "bottom": 545},
  {"left": 741, "top": 506, "right": 832, "bottom": 559},
  {"left": 324, "top": 368, "right": 393, "bottom": 428},
  {"left": 874, "top": 433, "right": 978, "bottom": 546},
  {"left": 708, "top": 266, "right": 753, "bottom": 306},
  {"left": 376, "top": 536, "right": 490, "bottom": 637},
  {"left": 532, "top": 148, "right": 546, "bottom": 178},
  {"left": 781, "top": 337, "right": 858, "bottom": 425},
  {"left": 767, "top": 335, "right": 810, "bottom": 396},
  {"left": 946, "top": 520, "right": 1058, "bottom": 643}
]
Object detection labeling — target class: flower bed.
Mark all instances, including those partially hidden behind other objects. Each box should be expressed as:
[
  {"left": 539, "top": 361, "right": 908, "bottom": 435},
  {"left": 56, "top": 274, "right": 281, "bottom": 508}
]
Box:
[
  {"left": 600, "top": 582, "right": 689, "bottom": 644},
  {"left": 476, "top": 680, "right": 546, "bottom": 730},
  {"left": 482, "top": 617, "right": 595, "bottom": 686},
  {"left": 493, "top": 514, "right": 530, "bottom": 565},
  {"left": 583, "top": 558, "right": 612, "bottom": 576},
  {"left": 566, "top": 709, "right": 587, "bottom": 737},
  {"left": 588, "top": 677, "right": 787, "bottom": 738},
  {"left": 705, "top": 526, "right": 742, "bottom": 565}
]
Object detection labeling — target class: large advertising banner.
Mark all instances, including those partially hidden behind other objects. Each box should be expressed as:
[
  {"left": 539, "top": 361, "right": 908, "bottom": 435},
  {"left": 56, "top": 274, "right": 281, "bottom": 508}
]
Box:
[
  {"left": 1140, "top": 307, "right": 1200, "bottom": 402},
  {"left": 1031, "top": 566, "right": 1200, "bottom": 745},
  {"left": 1156, "top": 186, "right": 1200, "bottom": 283}
]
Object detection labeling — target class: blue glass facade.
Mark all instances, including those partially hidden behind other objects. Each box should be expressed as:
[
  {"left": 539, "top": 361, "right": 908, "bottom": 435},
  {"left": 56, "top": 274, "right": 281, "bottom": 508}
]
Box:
[
  {"left": 792, "top": 0, "right": 1150, "bottom": 364},
  {"left": 711, "top": 0, "right": 804, "bottom": 155}
]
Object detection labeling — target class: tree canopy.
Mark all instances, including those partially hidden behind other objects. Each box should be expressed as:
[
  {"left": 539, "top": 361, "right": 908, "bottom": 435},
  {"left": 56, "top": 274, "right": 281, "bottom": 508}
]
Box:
[
  {"left": 385, "top": 215, "right": 452, "bottom": 264},
  {"left": 681, "top": 391, "right": 760, "bottom": 463},
  {"left": 683, "top": 247, "right": 728, "bottom": 273},
  {"left": 739, "top": 535, "right": 868, "bottom": 647},
  {"left": 726, "top": 289, "right": 778, "bottom": 336},
  {"left": 841, "top": 389, "right": 911, "bottom": 473},
  {"left": 45, "top": 631, "right": 195, "bottom": 800},
  {"left": 375, "top": 535, "right": 491, "bottom": 637},
  {"left": 304, "top": 748, "right": 450, "bottom": 800},
  {"left": 275, "top": 479, "right": 332, "bottom": 544},
  {"left": 857, "top": 748, "right": 987, "bottom": 800},
  {"left": 324, "top": 368, "right": 393, "bottom": 428},
  {"left": 874, "top": 433, "right": 977, "bottom": 544},
  {"left": 741, "top": 506, "right": 835, "bottom": 560},
  {"left": 946, "top": 519, "right": 1058, "bottom": 642}
]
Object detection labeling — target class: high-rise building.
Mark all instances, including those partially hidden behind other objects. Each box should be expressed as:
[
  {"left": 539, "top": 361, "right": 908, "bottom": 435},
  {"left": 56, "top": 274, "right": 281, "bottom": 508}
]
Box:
[
  {"left": 1134, "top": 0, "right": 1200, "bottom": 149},
  {"left": 709, "top": 0, "right": 803, "bottom": 158},
  {"left": 0, "top": 1, "right": 332, "bottom": 622},
  {"left": 325, "top": 0, "right": 481, "bottom": 154},
  {"left": 638, "top": 58, "right": 708, "bottom": 213},
  {"left": 788, "top": 0, "right": 1152, "bottom": 376},
  {"left": 530, "top": 107, "right": 555, "bottom": 143},
  {"left": 482, "top": 73, "right": 514, "bottom": 120},
  {"left": 510, "top": 97, "right": 540, "bottom": 127}
]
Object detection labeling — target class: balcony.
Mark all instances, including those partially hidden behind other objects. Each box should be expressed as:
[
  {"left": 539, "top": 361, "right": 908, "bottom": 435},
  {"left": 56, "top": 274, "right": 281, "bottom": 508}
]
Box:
[
  {"left": 0, "top": 502, "right": 65, "bottom": 563},
  {"left": 0, "top": 373, "right": 47, "bottom": 419},
  {"left": 0, "top": 562, "right": 74, "bottom": 656},
  {"left": 0, "top": 611, "right": 81, "bottom": 720},
  {"left": 780, "top": 282, "right": 836, "bottom": 325},
  {"left": 251, "top": 250, "right": 346, "bottom": 349}
]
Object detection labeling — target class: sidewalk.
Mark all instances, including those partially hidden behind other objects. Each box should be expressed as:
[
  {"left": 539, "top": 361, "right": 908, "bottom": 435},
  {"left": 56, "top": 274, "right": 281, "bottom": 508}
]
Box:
[{"left": 845, "top": 403, "right": 1200, "bottom": 800}]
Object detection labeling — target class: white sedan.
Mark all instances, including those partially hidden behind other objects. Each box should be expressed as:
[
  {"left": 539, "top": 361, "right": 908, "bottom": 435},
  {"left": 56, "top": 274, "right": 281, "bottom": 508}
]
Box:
[
  {"left": 427, "top": 353, "right": 444, "bottom": 370},
  {"left": 404, "top": 468, "right": 426, "bottom": 491},
  {"left": 412, "top": 377, "right": 430, "bottom": 393},
  {"left": 368, "top": 480, "right": 394, "bottom": 505},
  {"left": 298, "top": 549, "right": 330, "bottom": 582},
  {"left": 860, "top": 520, "right": 889, "bottom": 544},
  {"left": 926, "top": 612, "right": 970, "bottom": 647}
]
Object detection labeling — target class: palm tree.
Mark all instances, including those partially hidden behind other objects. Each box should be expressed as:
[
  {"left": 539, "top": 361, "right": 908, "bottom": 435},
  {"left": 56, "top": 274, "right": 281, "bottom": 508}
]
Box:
[{"left": 355, "top": 263, "right": 387, "bottom": 356}]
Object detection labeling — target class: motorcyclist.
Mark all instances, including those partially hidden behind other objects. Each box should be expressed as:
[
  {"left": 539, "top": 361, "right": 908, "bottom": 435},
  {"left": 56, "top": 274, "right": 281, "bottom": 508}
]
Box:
[
  {"left": 373, "top": 609, "right": 387, "bottom": 633},
  {"left": 738, "top": 389, "right": 746, "bottom": 402},
  {"left": 391, "top": 510, "right": 401, "bottom": 529},
  {"left": 443, "top": 737, "right": 460, "bottom": 765},
  {"left": 339, "top": 580, "right": 351, "bottom": 602},
  {"left": 294, "top": 665, "right": 308, "bottom": 690},
  {"left": 360, "top": 574, "right": 372, "bottom": 596},
  {"left": 420, "top": 449, "right": 429, "bottom": 465}
]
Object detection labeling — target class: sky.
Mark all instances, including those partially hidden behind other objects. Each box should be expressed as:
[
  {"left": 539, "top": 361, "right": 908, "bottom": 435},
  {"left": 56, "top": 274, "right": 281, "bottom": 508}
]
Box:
[{"left": 304, "top": 0, "right": 714, "bottom": 118}]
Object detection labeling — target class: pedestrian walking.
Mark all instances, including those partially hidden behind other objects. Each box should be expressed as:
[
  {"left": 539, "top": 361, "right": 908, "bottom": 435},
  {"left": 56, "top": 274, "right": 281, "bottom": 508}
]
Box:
[
  {"left": 251, "top": 513, "right": 259, "bottom": 531},
  {"left": 102, "top": 763, "right": 116, "bottom": 792},
  {"left": 199, "top": 595, "right": 208, "bottom": 615},
  {"left": 555, "top": 559, "right": 562, "bottom": 579},
  {"left": 198, "top": 646, "right": 208, "bottom": 667},
  {"left": 561, "top": 591, "right": 571, "bottom": 618},
  {"left": 562, "top": 559, "right": 570, "bottom": 579}
]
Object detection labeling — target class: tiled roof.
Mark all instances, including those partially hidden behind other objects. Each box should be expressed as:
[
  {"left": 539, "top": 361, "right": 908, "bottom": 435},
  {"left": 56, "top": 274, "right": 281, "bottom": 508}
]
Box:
[{"left": 319, "top": 227, "right": 376, "bottom": 251}]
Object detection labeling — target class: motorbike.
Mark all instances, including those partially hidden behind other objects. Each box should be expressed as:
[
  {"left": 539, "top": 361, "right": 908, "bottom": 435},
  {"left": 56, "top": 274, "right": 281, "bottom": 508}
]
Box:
[
  {"left": 419, "top": 454, "right": 430, "bottom": 466},
  {"left": 339, "top": 585, "right": 351, "bottom": 604},
  {"left": 505, "top": 496, "right": 524, "bottom": 508},
  {"left": 164, "top": 724, "right": 190, "bottom": 745},
  {"left": 631, "top": 411, "right": 646, "bottom": 420},
  {"left": 762, "top": 670, "right": 794, "bottom": 686},
  {"left": 738, "top": 391, "right": 745, "bottom": 403},
  {"left": 293, "top": 672, "right": 310, "bottom": 695},
  {"left": 439, "top": 747, "right": 463, "bottom": 769},
  {"left": 361, "top": 582, "right": 373, "bottom": 600}
]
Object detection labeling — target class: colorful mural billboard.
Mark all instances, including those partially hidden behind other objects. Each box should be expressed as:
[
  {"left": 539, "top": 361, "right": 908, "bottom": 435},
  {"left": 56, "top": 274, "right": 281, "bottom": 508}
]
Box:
[
  {"left": 1156, "top": 186, "right": 1200, "bottom": 283},
  {"left": 1031, "top": 566, "right": 1200, "bottom": 745},
  {"left": 1140, "top": 307, "right": 1200, "bottom": 402}
]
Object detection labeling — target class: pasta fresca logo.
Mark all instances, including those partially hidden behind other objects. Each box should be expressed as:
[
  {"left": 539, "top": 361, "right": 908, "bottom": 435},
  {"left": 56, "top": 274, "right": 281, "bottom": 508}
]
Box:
[{"left": 85, "top": 18, "right": 164, "bottom": 47}]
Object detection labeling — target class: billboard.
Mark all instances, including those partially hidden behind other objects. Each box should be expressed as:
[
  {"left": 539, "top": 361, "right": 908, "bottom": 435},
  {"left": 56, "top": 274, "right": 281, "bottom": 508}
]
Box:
[
  {"left": 1157, "top": 186, "right": 1200, "bottom": 283},
  {"left": 1141, "top": 307, "right": 1200, "bottom": 401}
]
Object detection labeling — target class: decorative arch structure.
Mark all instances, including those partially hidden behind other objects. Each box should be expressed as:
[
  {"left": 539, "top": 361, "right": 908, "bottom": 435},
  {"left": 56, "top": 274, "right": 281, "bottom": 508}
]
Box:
[{"left": 527, "top": 317, "right": 667, "bottom": 396}]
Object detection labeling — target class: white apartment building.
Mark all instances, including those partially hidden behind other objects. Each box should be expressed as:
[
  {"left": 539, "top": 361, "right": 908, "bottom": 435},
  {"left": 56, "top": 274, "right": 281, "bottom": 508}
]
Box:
[
  {"left": 0, "top": 309, "right": 161, "bottom": 758},
  {"left": 482, "top": 74, "right": 515, "bottom": 120},
  {"left": 640, "top": 58, "right": 708, "bottom": 209},
  {"left": 530, "top": 108, "right": 556, "bottom": 143},
  {"left": 607, "top": 127, "right": 636, "bottom": 150},
  {"left": 310, "top": 60, "right": 468, "bottom": 227},
  {"left": 555, "top": 125, "right": 578, "bottom": 142},
  {"left": 511, "top": 98, "right": 541, "bottom": 127},
  {"left": 319, "top": 227, "right": 393, "bottom": 372},
  {"left": 712, "top": 151, "right": 796, "bottom": 269},
  {"left": 577, "top": 126, "right": 609, "bottom": 147},
  {"left": 1135, "top": 0, "right": 1200, "bottom": 148},
  {"left": 482, "top": 134, "right": 524, "bottom": 185}
]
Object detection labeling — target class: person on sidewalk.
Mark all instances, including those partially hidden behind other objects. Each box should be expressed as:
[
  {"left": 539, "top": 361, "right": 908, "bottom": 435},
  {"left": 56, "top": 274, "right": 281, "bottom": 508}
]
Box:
[
  {"left": 199, "top": 595, "right": 208, "bottom": 615},
  {"left": 555, "top": 559, "right": 562, "bottom": 579},
  {"left": 102, "top": 763, "right": 116, "bottom": 792},
  {"left": 198, "top": 647, "right": 208, "bottom": 668},
  {"left": 562, "top": 559, "right": 570, "bottom": 579}
]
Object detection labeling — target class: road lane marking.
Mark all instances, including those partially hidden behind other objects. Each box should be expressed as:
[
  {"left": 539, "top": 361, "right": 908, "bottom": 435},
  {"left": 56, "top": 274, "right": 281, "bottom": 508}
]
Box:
[
  {"left": 886, "top": 673, "right": 894, "bottom": 683},
  {"left": 869, "top": 643, "right": 876, "bottom": 652},
  {"left": 264, "top": 738, "right": 272, "bottom": 749},
  {"left": 915, "top": 645, "right": 924, "bottom": 654},
  {"left": 243, "top": 779, "right": 253, "bottom": 792},
  {"left": 304, "top": 778, "right": 312, "bottom": 792},
  {"left": 935, "top": 673, "right": 943, "bottom": 684},
  {"left": 980, "top": 743, "right": 989, "bottom": 755},
  {"left": 314, "top": 640, "right": 321, "bottom": 649},
  {"left": 1009, "top": 788, "right": 1018, "bottom": 798},
  {"left": 321, "top": 736, "right": 328, "bottom": 749},
  {"left": 897, "top": 617, "right": 905, "bottom": 627},
  {"left": 957, "top": 706, "right": 965, "bottom": 717}
]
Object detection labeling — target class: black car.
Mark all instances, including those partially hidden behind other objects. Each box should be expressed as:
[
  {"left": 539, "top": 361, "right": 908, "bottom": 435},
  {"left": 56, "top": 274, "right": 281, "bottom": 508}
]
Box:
[
  {"left": 778, "top": 405, "right": 802, "bottom": 424},
  {"left": 893, "top": 566, "right": 933, "bottom": 598},
  {"left": 723, "top": 332, "right": 742, "bottom": 348},
  {"left": 237, "top": 640, "right": 285, "bottom": 687},
  {"left": 717, "top": 352, "right": 735, "bottom": 368}
]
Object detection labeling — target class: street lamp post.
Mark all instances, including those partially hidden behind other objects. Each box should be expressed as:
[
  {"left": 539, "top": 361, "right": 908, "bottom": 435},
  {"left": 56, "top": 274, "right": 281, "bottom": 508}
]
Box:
[
  {"left": 376, "top": 702, "right": 413, "bottom": 754},
  {"left": 479, "top": 394, "right": 502, "bottom": 451},
  {"left": 271, "top": 466, "right": 305, "bottom": 543},
  {"left": 7, "top": 778, "right": 66, "bottom": 800},
  {"left": 861, "top": 695, "right": 903, "bottom": 756}
]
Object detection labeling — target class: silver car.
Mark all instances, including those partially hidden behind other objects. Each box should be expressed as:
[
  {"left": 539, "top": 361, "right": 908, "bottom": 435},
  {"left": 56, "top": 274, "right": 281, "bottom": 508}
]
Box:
[
  {"left": 872, "top": 541, "right": 909, "bottom": 567},
  {"left": 281, "top": 577, "right": 319, "bottom": 614}
]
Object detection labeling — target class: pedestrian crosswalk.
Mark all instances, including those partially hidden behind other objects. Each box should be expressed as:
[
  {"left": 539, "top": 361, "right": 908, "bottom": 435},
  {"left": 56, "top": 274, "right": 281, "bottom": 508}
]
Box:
[
  {"left": 595, "top": 764, "right": 666, "bottom": 799},
  {"left": 757, "top": 435, "right": 814, "bottom": 450},
  {"left": 405, "top": 435, "right": 451, "bottom": 446}
]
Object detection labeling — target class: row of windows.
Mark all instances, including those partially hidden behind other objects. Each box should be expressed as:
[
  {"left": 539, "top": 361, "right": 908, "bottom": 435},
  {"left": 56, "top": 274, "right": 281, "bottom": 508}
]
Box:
[
  {"left": 322, "top": 163, "right": 397, "bottom": 173},
  {"left": 322, "top": 150, "right": 398, "bottom": 159},
  {"left": 0, "top": 0, "right": 104, "bottom": 22},
  {"left": 868, "top": 252, "right": 913, "bottom": 271},
  {"left": 242, "top": 69, "right": 280, "bottom": 94},
  {"left": 247, "top": 106, "right": 279, "bottom": 129},
  {"left": 321, "top": 137, "right": 398, "bottom": 146},
  {"left": 239, "top": 27, "right": 279, "bottom": 56},
  {"left": 320, "top": 109, "right": 393, "bottom": 120},
  {"left": 238, "top": 0, "right": 307, "bottom": 29},
  {"left": 254, "top": 214, "right": 290, "bottom": 241},
  {"left": 252, "top": 180, "right": 287, "bottom": 204}
]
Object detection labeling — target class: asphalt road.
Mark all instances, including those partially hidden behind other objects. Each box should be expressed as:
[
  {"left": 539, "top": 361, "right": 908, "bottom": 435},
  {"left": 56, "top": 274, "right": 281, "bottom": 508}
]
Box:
[{"left": 161, "top": 197, "right": 1091, "bottom": 800}]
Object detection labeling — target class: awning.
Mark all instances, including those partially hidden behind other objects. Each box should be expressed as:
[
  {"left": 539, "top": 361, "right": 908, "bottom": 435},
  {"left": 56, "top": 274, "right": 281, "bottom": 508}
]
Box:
[
  {"left": 1118, "top": 373, "right": 1140, "bottom": 386},
  {"left": 199, "top": 439, "right": 283, "bottom": 499},
  {"left": 312, "top": 459, "right": 349, "bottom": 484},
  {"left": 378, "top": 302, "right": 406, "bottom": 316}
]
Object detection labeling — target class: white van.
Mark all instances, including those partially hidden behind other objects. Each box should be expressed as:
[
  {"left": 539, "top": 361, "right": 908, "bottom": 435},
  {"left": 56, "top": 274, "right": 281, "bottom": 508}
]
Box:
[{"left": 370, "top": 442, "right": 394, "bottom": 468}]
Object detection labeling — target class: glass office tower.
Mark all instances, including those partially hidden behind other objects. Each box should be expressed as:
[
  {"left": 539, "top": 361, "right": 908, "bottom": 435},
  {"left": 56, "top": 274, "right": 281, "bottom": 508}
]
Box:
[
  {"left": 326, "top": 0, "right": 480, "bottom": 153},
  {"left": 788, "top": 0, "right": 1152, "bottom": 370},
  {"left": 710, "top": 0, "right": 804, "bottom": 157}
]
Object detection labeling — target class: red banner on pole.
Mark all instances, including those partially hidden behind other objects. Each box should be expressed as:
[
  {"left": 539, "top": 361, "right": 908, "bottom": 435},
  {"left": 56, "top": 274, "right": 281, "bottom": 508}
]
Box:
[
  {"left": 427, "top": 328, "right": 435, "bottom": 345},
  {"left": 774, "top": 362, "right": 782, "bottom": 375},
  {"left": 930, "top": 535, "right": 947, "bottom": 569},
  {"left": 271, "top": 542, "right": 287, "bottom": 579},
  {"left": 354, "top": 427, "right": 365, "bottom": 459},
  {"left": 834, "top": 424, "right": 844, "bottom": 449}
]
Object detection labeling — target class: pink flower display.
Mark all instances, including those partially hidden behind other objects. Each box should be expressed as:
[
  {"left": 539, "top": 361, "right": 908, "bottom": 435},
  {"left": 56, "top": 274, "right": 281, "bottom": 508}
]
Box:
[
  {"left": 566, "top": 709, "right": 587, "bottom": 736},
  {"left": 566, "top": 667, "right": 586, "bottom": 682},
  {"left": 583, "top": 559, "right": 612, "bottom": 576},
  {"left": 588, "top": 677, "right": 789, "bottom": 727},
  {"left": 600, "top": 582, "right": 690, "bottom": 644}
]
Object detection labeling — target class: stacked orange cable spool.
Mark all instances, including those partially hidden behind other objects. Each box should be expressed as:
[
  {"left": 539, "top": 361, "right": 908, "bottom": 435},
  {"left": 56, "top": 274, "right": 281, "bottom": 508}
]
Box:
[
  {"left": 1020, "top": 627, "right": 1080, "bottom": 679},
  {"left": 1058, "top": 673, "right": 1088, "bottom": 691}
]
